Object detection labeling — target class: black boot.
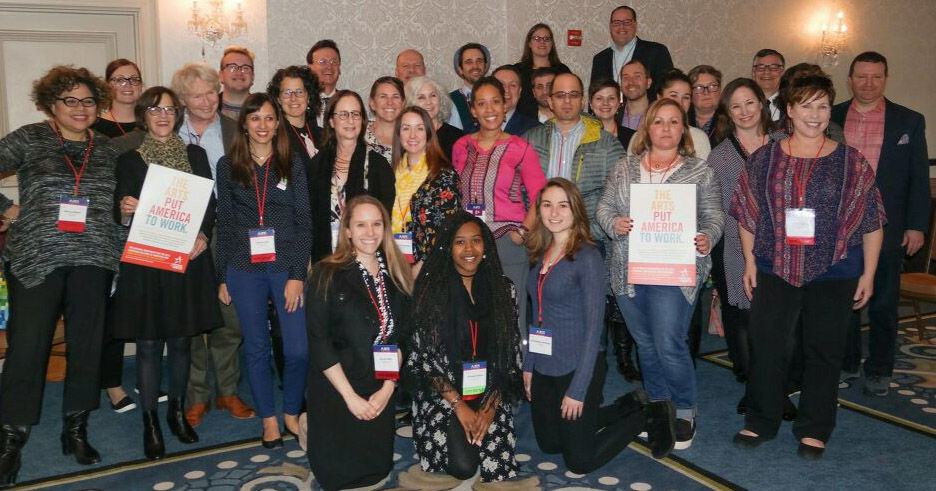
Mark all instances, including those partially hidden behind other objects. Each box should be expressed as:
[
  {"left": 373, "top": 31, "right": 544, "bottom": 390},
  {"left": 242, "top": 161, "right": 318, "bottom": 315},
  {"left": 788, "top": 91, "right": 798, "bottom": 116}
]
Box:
[
  {"left": 0, "top": 424, "right": 29, "bottom": 488},
  {"left": 618, "top": 326, "right": 642, "bottom": 382},
  {"left": 61, "top": 410, "right": 100, "bottom": 465},
  {"left": 607, "top": 297, "right": 641, "bottom": 381},
  {"left": 644, "top": 401, "right": 676, "bottom": 459},
  {"left": 142, "top": 411, "right": 166, "bottom": 460},
  {"left": 167, "top": 399, "right": 198, "bottom": 444}
]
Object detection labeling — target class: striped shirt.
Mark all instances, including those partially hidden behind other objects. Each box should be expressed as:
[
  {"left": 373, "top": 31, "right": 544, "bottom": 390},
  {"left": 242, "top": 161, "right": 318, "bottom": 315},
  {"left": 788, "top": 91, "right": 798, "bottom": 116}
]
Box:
[{"left": 844, "top": 99, "right": 885, "bottom": 172}]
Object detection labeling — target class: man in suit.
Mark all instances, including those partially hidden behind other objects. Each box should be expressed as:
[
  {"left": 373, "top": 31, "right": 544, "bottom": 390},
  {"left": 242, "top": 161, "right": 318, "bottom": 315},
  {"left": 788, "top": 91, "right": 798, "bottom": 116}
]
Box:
[
  {"left": 447, "top": 43, "right": 490, "bottom": 131},
  {"left": 307, "top": 39, "right": 341, "bottom": 126},
  {"left": 751, "top": 48, "right": 785, "bottom": 121},
  {"left": 492, "top": 65, "right": 540, "bottom": 136},
  {"left": 832, "top": 51, "right": 930, "bottom": 396},
  {"left": 590, "top": 5, "right": 673, "bottom": 98}
]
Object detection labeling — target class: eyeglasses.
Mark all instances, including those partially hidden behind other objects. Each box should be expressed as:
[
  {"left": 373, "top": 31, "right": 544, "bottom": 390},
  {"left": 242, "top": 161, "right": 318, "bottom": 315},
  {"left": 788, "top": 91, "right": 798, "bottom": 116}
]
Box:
[
  {"left": 532, "top": 35, "right": 552, "bottom": 43},
  {"left": 753, "top": 64, "right": 784, "bottom": 73},
  {"left": 281, "top": 89, "right": 307, "bottom": 99},
  {"left": 110, "top": 76, "right": 143, "bottom": 86},
  {"left": 333, "top": 110, "right": 362, "bottom": 121},
  {"left": 222, "top": 63, "right": 254, "bottom": 73},
  {"left": 56, "top": 97, "right": 97, "bottom": 108},
  {"left": 610, "top": 19, "right": 636, "bottom": 27},
  {"left": 312, "top": 58, "right": 340, "bottom": 67},
  {"left": 551, "top": 91, "right": 583, "bottom": 101},
  {"left": 145, "top": 106, "right": 179, "bottom": 116},
  {"left": 692, "top": 83, "right": 721, "bottom": 94}
]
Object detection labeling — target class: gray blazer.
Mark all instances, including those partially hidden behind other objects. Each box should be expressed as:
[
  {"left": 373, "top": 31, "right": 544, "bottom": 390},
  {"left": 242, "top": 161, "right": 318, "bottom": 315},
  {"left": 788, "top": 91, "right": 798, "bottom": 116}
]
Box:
[{"left": 596, "top": 152, "right": 724, "bottom": 303}]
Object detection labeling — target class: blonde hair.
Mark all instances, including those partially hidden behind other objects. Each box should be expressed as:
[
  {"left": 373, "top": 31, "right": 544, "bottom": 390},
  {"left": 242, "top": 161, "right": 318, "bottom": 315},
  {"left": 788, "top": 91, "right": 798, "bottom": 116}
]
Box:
[
  {"left": 171, "top": 62, "right": 220, "bottom": 99},
  {"left": 404, "top": 76, "right": 452, "bottom": 125},
  {"left": 630, "top": 98, "right": 696, "bottom": 157},
  {"left": 222, "top": 45, "right": 255, "bottom": 64}
]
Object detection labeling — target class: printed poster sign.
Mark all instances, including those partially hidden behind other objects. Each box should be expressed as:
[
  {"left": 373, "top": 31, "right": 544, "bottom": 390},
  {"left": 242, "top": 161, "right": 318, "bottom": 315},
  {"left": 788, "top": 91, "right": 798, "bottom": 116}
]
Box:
[{"left": 627, "top": 183, "right": 696, "bottom": 287}]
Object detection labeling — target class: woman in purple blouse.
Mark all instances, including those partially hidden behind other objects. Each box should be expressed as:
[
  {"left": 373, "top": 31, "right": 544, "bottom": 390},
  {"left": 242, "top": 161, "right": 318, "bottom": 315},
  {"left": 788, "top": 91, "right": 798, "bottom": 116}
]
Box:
[{"left": 729, "top": 74, "right": 885, "bottom": 459}]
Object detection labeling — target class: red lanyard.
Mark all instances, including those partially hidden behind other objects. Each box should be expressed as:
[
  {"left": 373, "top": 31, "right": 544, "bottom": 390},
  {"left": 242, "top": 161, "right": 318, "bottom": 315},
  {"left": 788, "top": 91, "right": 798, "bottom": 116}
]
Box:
[
  {"left": 253, "top": 156, "right": 272, "bottom": 226},
  {"left": 536, "top": 249, "right": 561, "bottom": 326},
  {"left": 289, "top": 124, "right": 314, "bottom": 159},
  {"left": 646, "top": 153, "right": 680, "bottom": 184},
  {"left": 364, "top": 273, "right": 389, "bottom": 340},
  {"left": 108, "top": 112, "right": 128, "bottom": 136},
  {"left": 49, "top": 121, "right": 93, "bottom": 196},
  {"left": 789, "top": 135, "right": 826, "bottom": 208},
  {"left": 468, "top": 320, "right": 479, "bottom": 359}
]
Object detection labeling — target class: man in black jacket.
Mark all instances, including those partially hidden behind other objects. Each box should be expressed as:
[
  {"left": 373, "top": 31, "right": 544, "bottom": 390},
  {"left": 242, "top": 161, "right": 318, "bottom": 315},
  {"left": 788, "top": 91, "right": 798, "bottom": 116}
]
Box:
[
  {"left": 492, "top": 65, "right": 540, "bottom": 136},
  {"left": 832, "top": 51, "right": 930, "bottom": 396},
  {"left": 589, "top": 5, "right": 673, "bottom": 98}
]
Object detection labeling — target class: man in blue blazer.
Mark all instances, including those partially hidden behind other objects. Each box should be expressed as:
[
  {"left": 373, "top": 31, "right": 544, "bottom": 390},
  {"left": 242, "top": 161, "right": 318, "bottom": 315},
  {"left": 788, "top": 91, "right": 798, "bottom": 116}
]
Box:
[
  {"left": 589, "top": 5, "right": 673, "bottom": 99},
  {"left": 832, "top": 51, "right": 930, "bottom": 396},
  {"left": 493, "top": 65, "right": 541, "bottom": 136}
]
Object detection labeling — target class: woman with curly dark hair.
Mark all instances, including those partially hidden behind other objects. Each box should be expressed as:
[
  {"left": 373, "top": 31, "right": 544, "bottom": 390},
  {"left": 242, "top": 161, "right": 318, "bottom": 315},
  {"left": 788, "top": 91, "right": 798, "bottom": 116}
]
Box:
[
  {"left": 0, "top": 65, "right": 120, "bottom": 485},
  {"left": 400, "top": 211, "right": 537, "bottom": 488},
  {"left": 267, "top": 65, "right": 322, "bottom": 162}
]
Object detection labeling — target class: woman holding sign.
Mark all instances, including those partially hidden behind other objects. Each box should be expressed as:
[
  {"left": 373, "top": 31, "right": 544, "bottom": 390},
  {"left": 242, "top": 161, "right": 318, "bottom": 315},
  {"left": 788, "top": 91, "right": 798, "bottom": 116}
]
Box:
[
  {"left": 113, "top": 86, "right": 222, "bottom": 459},
  {"left": 596, "top": 97, "right": 724, "bottom": 458},
  {"left": 305, "top": 195, "right": 412, "bottom": 490},
  {"left": 729, "top": 74, "right": 884, "bottom": 459},
  {"left": 390, "top": 106, "right": 460, "bottom": 275},
  {"left": 524, "top": 178, "right": 647, "bottom": 474},
  {"left": 402, "top": 211, "right": 530, "bottom": 487},
  {"left": 215, "top": 93, "right": 312, "bottom": 447}
]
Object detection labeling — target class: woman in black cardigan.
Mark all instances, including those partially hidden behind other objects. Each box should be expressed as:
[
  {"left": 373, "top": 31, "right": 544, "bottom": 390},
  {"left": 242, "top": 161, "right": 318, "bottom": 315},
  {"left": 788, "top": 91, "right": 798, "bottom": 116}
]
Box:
[
  {"left": 514, "top": 23, "right": 571, "bottom": 118},
  {"left": 308, "top": 90, "right": 394, "bottom": 263},
  {"left": 305, "top": 195, "right": 413, "bottom": 490},
  {"left": 112, "top": 86, "right": 223, "bottom": 459}
]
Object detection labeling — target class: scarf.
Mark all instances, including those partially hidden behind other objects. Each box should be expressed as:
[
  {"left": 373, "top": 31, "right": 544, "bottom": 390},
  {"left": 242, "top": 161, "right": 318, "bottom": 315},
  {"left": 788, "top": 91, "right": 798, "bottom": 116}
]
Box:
[{"left": 138, "top": 133, "right": 192, "bottom": 173}]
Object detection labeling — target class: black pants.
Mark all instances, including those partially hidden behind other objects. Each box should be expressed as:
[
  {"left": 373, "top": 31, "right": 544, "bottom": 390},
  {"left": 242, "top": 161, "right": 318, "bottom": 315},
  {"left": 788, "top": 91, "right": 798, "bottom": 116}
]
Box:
[
  {"left": 711, "top": 241, "right": 750, "bottom": 379},
  {"left": 745, "top": 272, "right": 857, "bottom": 442},
  {"left": 0, "top": 265, "right": 110, "bottom": 425},
  {"left": 136, "top": 338, "right": 191, "bottom": 411},
  {"left": 445, "top": 398, "right": 484, "bottom": 480},
  {"left": 99, "top": 306, "right": 125, "bottom": 390},
  {"left": 844, "top": 247, "right": 902, "bottom": 377},
  {"left": 530, "top": 354, "right": 644, "bottom": 474}
]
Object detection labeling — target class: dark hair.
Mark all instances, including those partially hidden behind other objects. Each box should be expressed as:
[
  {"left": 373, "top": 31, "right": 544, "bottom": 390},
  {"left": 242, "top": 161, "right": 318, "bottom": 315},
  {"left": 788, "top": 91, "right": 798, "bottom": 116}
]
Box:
[
  {"left": 688, "top": 65, "right": 723, "bottom": 86},
  {"left": 783, "top": 74, "right": 835, "bottom": 108},
  {"left": 458, "top": 42, "right": 489, "bottom": 67},
  {"left": 134, "top": 86, "right": 183, "bottom": 133},
  {"left": 712, "top": 78, "right": 773, "bottom": 145},
  {"left": 611, "top": 5, "right": 637, "bottom": 21},
  {"left": 105, "top": 58, "right": 141, "bottom": 81},
  {"left": 621, "top": 59, "right": 649, "bottom": 79},
  {"left": 656, "top": 68, "right": 692, "bottom": 96},
  {"left": 32, "top": 65, "right": 111, "bottom": 117},
  {"left": 470, "top": 76, "right": 505, "bottom": 106},
  {"left": 776, "top": 63, "right": 830, "bottom": 118},
  {"left": 527, "top": 178, "right": 594, "bottom": 264},
  {"left": 492, "top": 64, "right": 521, "bottom": 79},
  {"left": 267, "top": 65, "right": 322, "bottom": 122},
  {"left": 531, "top": 66, "right": 558, "bottom": 82},
  {"left": 229, "top": 93, "right": 292, "bottom": 188},
  {"left": 849, "top": 51, "right": 888, "bottom": 77},
  {"left": 369, "top": 76, "right": 405, "bottom": 102},
  {"left": 753, "top": 48, "right": 785, "bottom": 67},
  {"left": 306, "top": 39, "right": 340, "bottom": 64},
  {"left": 320, "top": 90, "right": 367, "bottom": 149},
  {"left": 588, "top": 79, "right": 620, "bottom": 101},
  {"left": 391, "top": 106, "right": 450, "bottom": 178},
  {"left": 519, "top": 23, "right": 562, "bottom": 69}
]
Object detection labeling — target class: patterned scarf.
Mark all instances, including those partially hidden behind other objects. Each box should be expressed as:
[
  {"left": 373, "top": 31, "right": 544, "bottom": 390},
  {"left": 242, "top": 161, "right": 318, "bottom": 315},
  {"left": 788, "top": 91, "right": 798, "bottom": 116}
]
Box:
[{"left": 138, "top": 133, "right": 192, "bottom": 173}]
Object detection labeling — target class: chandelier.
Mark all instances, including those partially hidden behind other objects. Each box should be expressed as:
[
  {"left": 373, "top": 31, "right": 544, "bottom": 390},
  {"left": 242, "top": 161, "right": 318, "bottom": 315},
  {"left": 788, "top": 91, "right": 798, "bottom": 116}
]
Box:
[{"left": 187, "top": 0, "right": 247, "bottom": 49}]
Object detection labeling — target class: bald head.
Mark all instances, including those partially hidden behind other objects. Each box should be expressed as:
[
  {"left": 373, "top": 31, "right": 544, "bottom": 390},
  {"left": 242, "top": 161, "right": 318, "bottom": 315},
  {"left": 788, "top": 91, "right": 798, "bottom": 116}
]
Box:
[{"left": 396, "top": 49, "right": 426, "bottom": 83}]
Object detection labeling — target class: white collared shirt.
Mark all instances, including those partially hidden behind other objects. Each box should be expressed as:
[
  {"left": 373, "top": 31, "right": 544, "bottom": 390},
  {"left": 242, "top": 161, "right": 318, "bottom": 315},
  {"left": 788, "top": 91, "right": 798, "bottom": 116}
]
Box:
[{"left": 612, "top": 37, "right": 638, "bottom": 84}]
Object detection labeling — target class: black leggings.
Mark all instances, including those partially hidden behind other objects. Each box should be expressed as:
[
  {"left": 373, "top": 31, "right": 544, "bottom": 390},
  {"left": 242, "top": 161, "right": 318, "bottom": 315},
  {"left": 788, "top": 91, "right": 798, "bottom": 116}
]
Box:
[
  {"left": 445, "top": 398, "right": 483, "bottom": 480},
  {"left": 136, "top": 337, "right": 191, "bottom": 411},
  {"left": 530, "top": 354, "right": 645, "bottom": 474}
]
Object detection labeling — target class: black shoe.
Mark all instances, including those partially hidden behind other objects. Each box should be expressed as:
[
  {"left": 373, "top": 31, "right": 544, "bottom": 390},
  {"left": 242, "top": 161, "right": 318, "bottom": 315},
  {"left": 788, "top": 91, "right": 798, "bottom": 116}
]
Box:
[
  {"left": 797, "top": 442, "right": 824, "bottom": 460},
  {"left": 732, "top": 431, "right": 771, "bottom": 449},
  {"left": 0, "top": 425, "right": 29, "bottom": 488},
  {"left": 395, "top": 407, "right": 413, "bottom": 430},
  {"left": 736, "top": 395, "right": 747, "bottom": 415},
  {"left": 674, "top": 418, "right": 695, "bottom": 450},
  {"left": 142, "top": 411, "right": 165, "bottom": 460},
  {"left": 167, "top": 399, "right": 198, "bottom": 444},
  {"left": 261, "top": 437, "right": 283, "bottom": 449},
  {"left": 644, "top": 401, "right": 676, "bottom": 459},
  {"left": 782, "top": 397, "right": 798, "bottom": 422},
  {"left": 110, "top": 396, "right": 137, "bottom": 414},
  {"left": 615, "top": 388, "right": 648, "bottom": 414},
  {"left": 134, "top": 388, "right": 168, "bottom": 403},
  {"left": 61, "top": 411, "right": 100, "bottom": 465}
]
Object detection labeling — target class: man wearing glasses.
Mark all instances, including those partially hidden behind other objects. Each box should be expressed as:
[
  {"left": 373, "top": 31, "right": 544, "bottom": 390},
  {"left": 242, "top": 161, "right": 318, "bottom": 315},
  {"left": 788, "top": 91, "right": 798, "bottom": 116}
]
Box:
[
  {"left": 590, "top": 5, "right": 673, "bottom": 99},
  {"left": 751, "top": 49, "right": 785, "bottom": 121},
  {"left": 219, "top": 45, "right": 255, "bottom": 119},
  {"left": 306, "top": 39, "right": 342, "bottom": 126}
]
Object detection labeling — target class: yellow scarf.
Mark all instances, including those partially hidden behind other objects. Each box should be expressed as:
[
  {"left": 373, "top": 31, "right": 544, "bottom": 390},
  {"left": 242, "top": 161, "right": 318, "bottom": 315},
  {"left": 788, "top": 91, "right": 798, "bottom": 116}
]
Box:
[{"left": 391, "top": 153, "right": 429, "bottom": 233}]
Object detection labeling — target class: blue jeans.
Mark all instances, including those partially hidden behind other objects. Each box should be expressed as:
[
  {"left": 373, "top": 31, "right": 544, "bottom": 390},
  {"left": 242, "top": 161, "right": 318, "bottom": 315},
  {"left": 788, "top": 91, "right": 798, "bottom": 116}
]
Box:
[
  {"left": 616, "top": 285, "right": 698, "bottom": 419},
  {"left": 226, "top": 267, "right": 308, "bottom": 418}
]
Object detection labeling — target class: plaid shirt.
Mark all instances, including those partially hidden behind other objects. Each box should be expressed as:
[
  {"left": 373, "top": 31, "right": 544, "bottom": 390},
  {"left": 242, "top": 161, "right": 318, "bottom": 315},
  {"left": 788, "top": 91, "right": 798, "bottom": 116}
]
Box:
[{"left": 844, "top": 98, "right": 885, "bottom": 172}]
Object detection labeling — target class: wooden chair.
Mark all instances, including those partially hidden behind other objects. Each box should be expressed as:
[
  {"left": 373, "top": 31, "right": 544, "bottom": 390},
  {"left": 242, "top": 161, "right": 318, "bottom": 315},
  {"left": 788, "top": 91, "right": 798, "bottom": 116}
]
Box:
[{"left": 899, "top": 213, "right": 936, "bottom": 344}]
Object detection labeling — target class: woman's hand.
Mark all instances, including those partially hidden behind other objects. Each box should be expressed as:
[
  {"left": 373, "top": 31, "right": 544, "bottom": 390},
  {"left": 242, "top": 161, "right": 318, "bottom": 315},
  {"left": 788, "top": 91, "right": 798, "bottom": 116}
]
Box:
[
  {"left": 614, "top": 216, "right": 634, "bottom": 235},
  {"left": 190, "top": 232, "right": 208, "bottom": 259},
  {"left": 284, "top": 279, "right": 304, "bottom": 313},
  {"left": 522, "top": 371, "right": 532, "bottom": 401},
  {"left": 344, "top": 392, "right": 379, "bottom": 420},
  {"left": 454, "top": 403, "right": 478, "bottom": 443},
  {"left": 0, "top": 204, "right": 20, "bottom": 232},
  {"left": 218, "top": 283, "right": 231, "bottom": 305},
  {"left": 120, "top": 196, "right": 138, "bottom": 219},
  {"left": 742, "top": 261, "right": 757, "bottom": 301},
  {"left": 853, "top": 273, "right": 874, "bottom": 310},
  {"left": 560, "top": 396, "right": 584, "bottom": 420},
  {"left": 367, "top": 381, "right": 396, "bottom": 417},
  {"left": 509, "top": 230, "right": 524, "bottom": 246},
  {"left": 694, "top": 233, "right": 711, "bottom": 255},
  {"left": 470, "top": 404, "right": 496, "bottom": 445}
]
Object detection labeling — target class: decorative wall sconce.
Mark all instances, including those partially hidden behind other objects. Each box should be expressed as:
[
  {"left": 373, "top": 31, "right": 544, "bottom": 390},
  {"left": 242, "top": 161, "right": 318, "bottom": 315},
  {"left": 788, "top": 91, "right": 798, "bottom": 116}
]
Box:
[
  {"left": 818, "top": 11, "right": 848, "bottom": 66},
  {"left": 187, "top": 0, "right": 247, "bottom": 54}
]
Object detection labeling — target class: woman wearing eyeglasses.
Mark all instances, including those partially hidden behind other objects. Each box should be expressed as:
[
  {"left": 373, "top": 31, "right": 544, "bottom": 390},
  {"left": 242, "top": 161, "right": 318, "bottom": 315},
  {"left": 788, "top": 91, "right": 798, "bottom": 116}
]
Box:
[
  {"left": 111, "top": 86, "right": 222, "bottom": 459},
  {"left": 0, "top": 66, "right": 121, "bottom": 486},
  {"left": 268, "top": 65, "right": 322, "bottom": 165},
  {"left": 93, "top": 58, "right": 144, "bottom": 138},
  {"left": 309, "top": 91, "right": 395, "bottom": 263},
  {"left": 687, "top": 65, "right": 723, "bottom": 144},
  {"left": 514, "top": 24, "right": 571, "bottom": 119}
]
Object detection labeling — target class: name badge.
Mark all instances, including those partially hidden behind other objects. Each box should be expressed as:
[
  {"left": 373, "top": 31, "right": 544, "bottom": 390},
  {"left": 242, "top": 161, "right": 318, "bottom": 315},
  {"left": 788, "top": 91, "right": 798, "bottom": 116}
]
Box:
[
  {"left": 58, "top": 196, "right": 89, "bottom": 232},
  {"left": 330, "top": 220, "right": 340, "bottom": 249},
  {"left": 394, "top": 232, "right": 414, "bottom": 263},
  {"left": 785, "top": 208, "right": 816, "bottom": 246},
  {"left": 276, "top": 179, "right": 288, "bottom": 191},
  {"left": 529, "top": 327, "right": 553, "bottom": 355},
  {"left": 373, "top": 344, "right": 399, "bottom": 380},
  {"left": 462, "top": 361, "right": 487, "bottom": 400},
  {"left": 465, "top": 203, "right": 485, "bottom": 217},
  {"left": 249, "top": 228, "right": 276, "bottom": 262}
]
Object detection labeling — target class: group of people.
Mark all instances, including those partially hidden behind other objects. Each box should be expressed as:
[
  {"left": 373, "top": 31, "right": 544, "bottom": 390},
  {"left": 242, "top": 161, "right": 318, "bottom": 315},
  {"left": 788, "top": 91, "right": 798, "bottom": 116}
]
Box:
[{"left": 0, "top": 3, "right": 928, "bottom": 490}]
